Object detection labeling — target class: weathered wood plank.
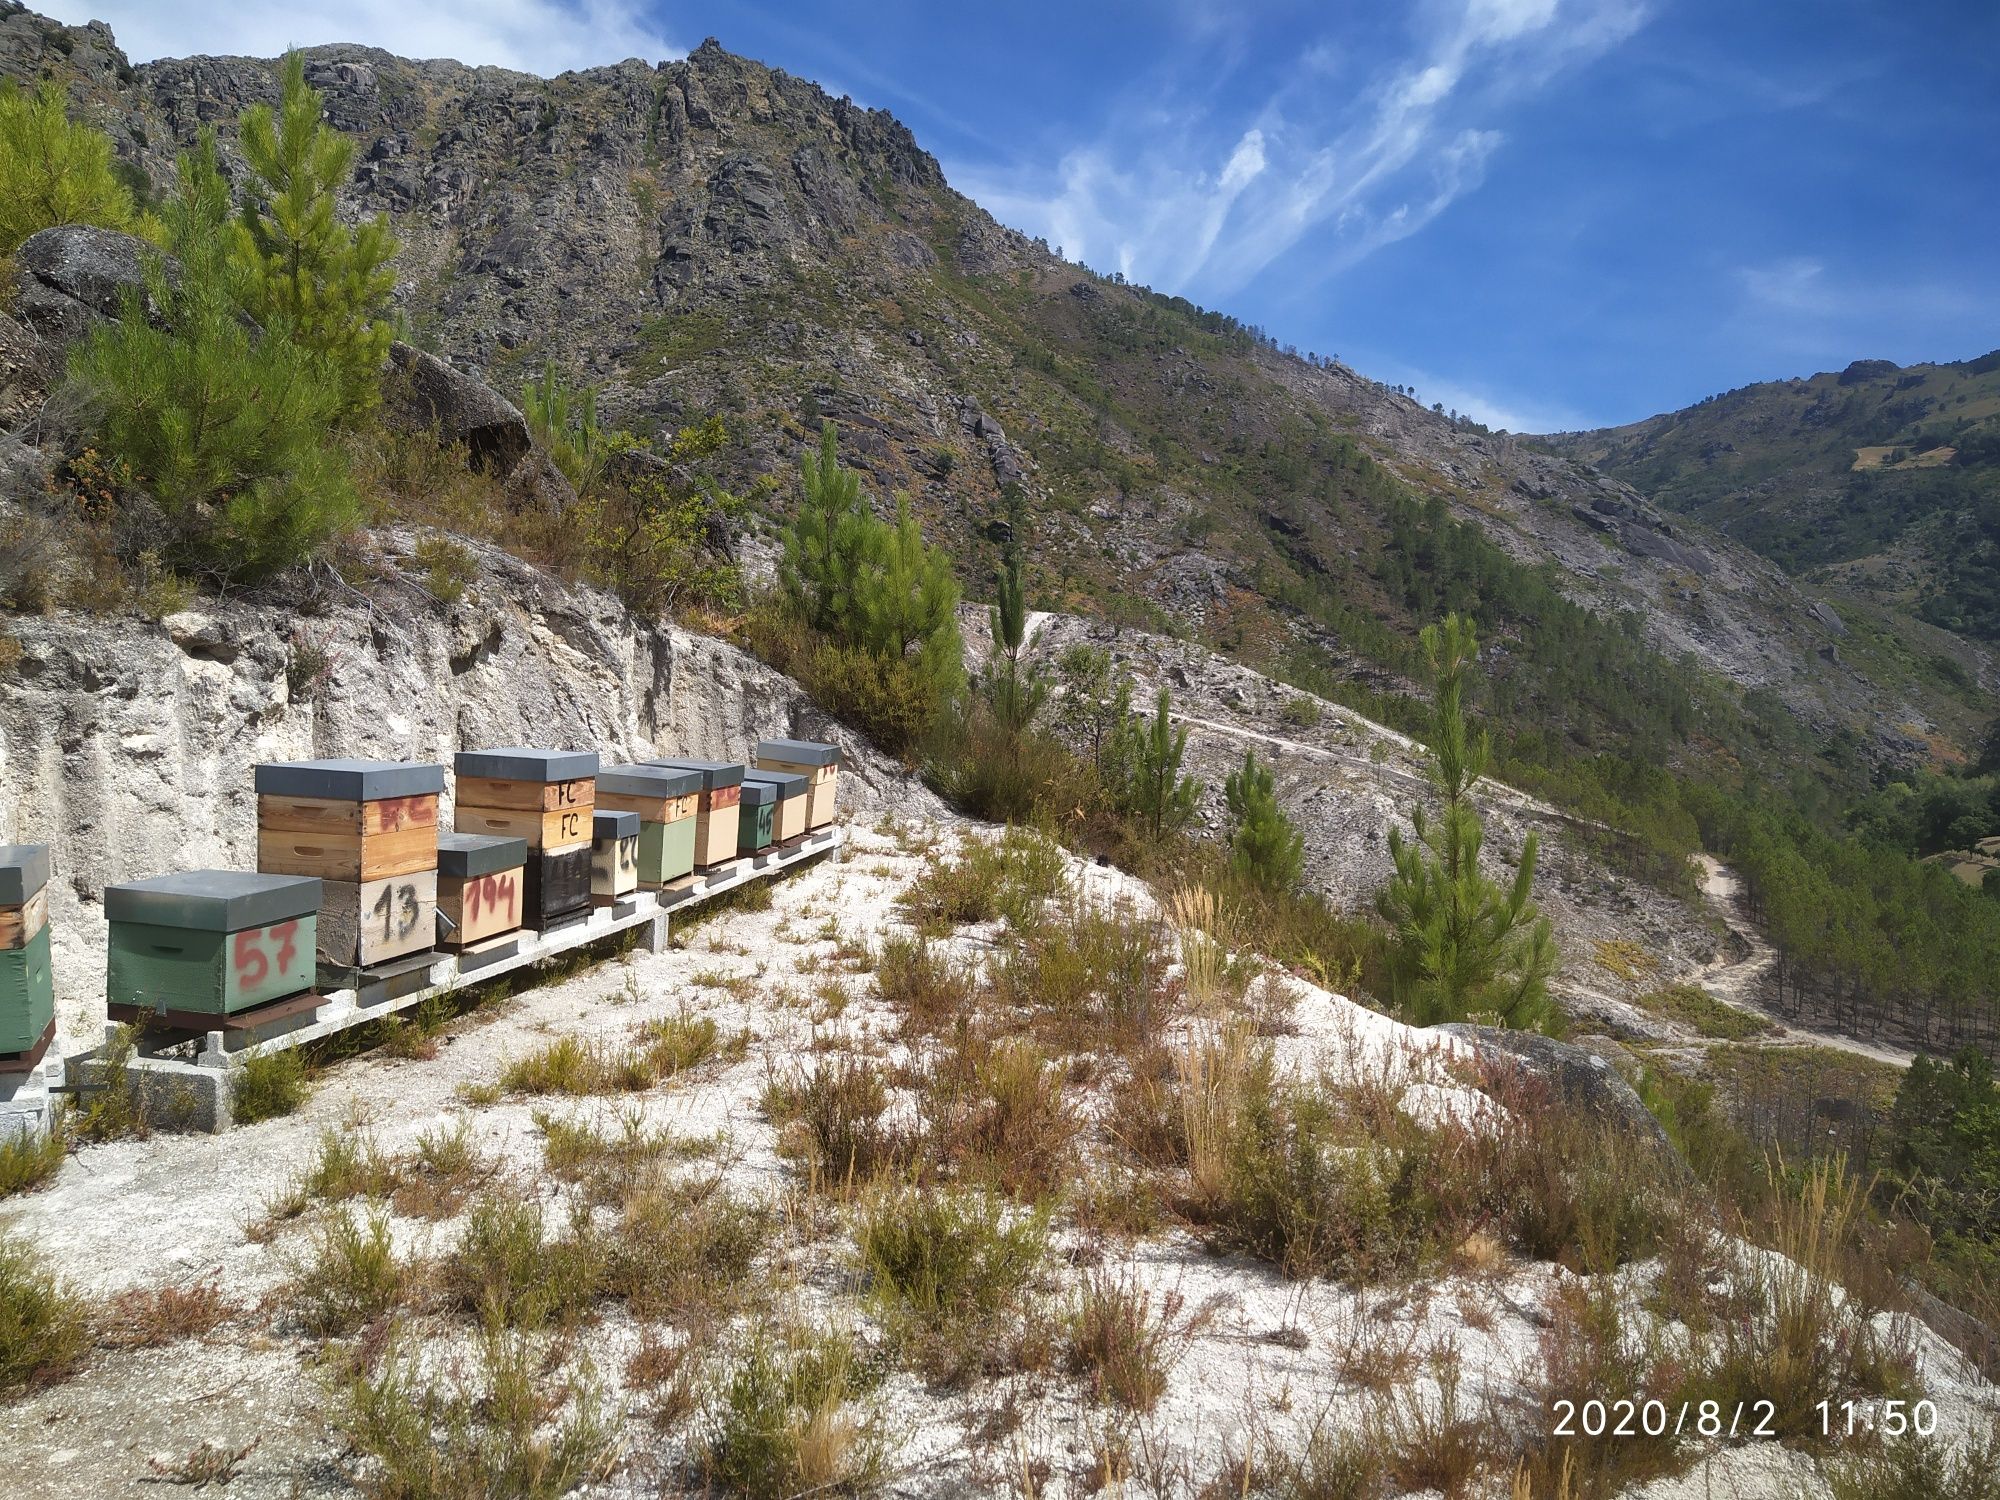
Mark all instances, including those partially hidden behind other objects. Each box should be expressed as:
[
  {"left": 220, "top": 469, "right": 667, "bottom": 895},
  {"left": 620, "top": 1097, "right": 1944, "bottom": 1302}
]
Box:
[
  {"left": 317, "top": 871, "right": 438, "bottom": 968},
  {"left": 0, "top": 887, "right": 48, "bottom": 950},
  {"left": 455, "top": 803, "right": 594, "bottom": 850},
  {"left": 257, "top": 825, "right": 437, "bottom": 881},
  {"left": 455, "top": 776, "right": 595, "bottom": 812},
  {"left": 257, "top": 794, "right": 439, "bottom": 836},
  {"left": 438, "top": 867, "right": 525, "bottom": 947}
]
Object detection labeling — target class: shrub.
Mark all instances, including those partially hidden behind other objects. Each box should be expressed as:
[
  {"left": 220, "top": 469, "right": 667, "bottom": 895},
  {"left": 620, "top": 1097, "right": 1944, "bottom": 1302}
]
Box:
[
  {"left": 603, "top": 1178, "right": 768, "bottom": 1323},
  {"left": 702, "top": 1323, "right": 888, "bottom": 1498},
  {"left": 874, "top": 934, "right": 974, "bottom": 1034},
  {"left": 99, "top": 1278, "right": 232, "bottom": 1349},
  {"left": 291, "top": 1208, "right": 408, "bottom": 1336},
  {"left": 993, "top": 892, "right": 1170, "bottom": 1052},
  {"left": 0, "top": 80, "right": 145, "bottom": 252},
  {"left": 445, "top": 1194, "right": 602, "bottom": 1330},
  {"left": 1064, "top": 1268, "right": 1188, "bottom": 1412},
  {"left": 0, "top": 1121, "right": 64, "bottom": 1198},
  {"left": 911, "top": 1035, "right": 1076, "bottom": 1199},
  {"left": 338, "top": 1324, "right": 618, "bottom": 1500},
  {"left": 410, "top": 535, "right": 477, "bottom": 604},
  {"left": 856, "top": 1184, "right": 1049, "bottom": 1382},
  {"left": 574, "top": 417, "right": 748, "bottom": 618},
  {"left": 0, "top": 1232, "right": 89, "bottom": 1391},
  {"left": 768, "top": 1055, "right": 904, "bottom": 1192},
  {"left": 233, "top": 1047, "right": 310, "bottom": 1124},
  {"left": 1826, "top": 1422, "right": 2000, "bottom": 1500}
]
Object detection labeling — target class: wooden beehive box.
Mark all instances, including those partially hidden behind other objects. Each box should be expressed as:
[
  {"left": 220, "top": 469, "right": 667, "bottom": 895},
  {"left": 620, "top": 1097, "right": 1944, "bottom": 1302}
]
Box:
[
  {"left": 456, "top": 749, "right": 599, "bottom": 928},
  {"left": 744, "top": 769, "right": 808, "bottom": 845},
  {"left": 106, "top": 871, "right": 320, "bottom": 1018},
  {"left": 736, "top": 777, "right": 777, "bottom": 856},
  {"left": 595, "top": 765, "right": 703, "bottom": 887},
  {"left": 753, "top": 739, "right": 840, "bottom": 828},
  {"left": 255, "top": 759, "right": 443, "bottom": 969},
  {"left": 0, "top": 844, "right": 54, "bottom": 1058},
  {"left": 436, "top": 832, "right": 527, "bottom": 949},
  {"left": 645, "top": 759, "right": 743, "bottom": 870},
  {"left": 591, "top": 811, "right": 641, "bottom": 902}
]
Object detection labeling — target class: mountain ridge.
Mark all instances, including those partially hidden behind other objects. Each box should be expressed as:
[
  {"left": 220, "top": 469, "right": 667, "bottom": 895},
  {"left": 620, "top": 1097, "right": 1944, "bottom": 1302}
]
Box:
[{"left": 0, "top": 2, "right": 1990, "bottom": 778}]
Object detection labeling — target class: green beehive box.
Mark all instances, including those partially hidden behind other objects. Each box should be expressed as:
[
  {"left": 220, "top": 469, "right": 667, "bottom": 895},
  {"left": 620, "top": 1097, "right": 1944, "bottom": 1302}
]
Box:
[
  {"left": 106, "top": 872, "right": 320, "bottom": 1016},
  {"left": 597, "top": 765, "right": 702, "bottom": 886},
  {"left": 638, "top": 819, "right": 698, "bottom": 885},
  {"left": 736, "top": 779, "right": 777, "bottom": 855},
  {"left": 0, "top": 923, "right": 54, "bottom": 1053}
]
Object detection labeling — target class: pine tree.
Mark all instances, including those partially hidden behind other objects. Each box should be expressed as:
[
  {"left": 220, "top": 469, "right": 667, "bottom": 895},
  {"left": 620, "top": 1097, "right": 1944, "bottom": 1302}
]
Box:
[
  {"left": 779, "top": 422, "right": 879, "bottom": 636},
  {"left": 1375, "top": 614, "right": 1555, "bottom": 1029},
  {"left": 987, "top": 540, "right": 1046, "bottom": 736},
  {"left": 862, "top": 493, "right": 963, "bottom": 705},
  {"left": 0, "top": 79, "right": 146, "bottom": 252},
  {"left": 522, "top": 361, "right": 622, "bottom": 495},
  {"left": 1225, "top": 750, "right": 1304, "bottom": 892},
  {"left": 69, "top": 132, "right": 357, "bottom": 581},
  {"left": 232, "top": 51, "right": 396, "bottom": 419},
  {"left": 1114, "top": 686, "right": 1199, "bottom": 838}
]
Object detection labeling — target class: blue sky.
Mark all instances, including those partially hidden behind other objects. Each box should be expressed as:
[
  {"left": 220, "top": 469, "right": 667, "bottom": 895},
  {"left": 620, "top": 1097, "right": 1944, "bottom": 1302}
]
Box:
[{"left": 51, "top": 0, "right": 2000, "bottom": 431}]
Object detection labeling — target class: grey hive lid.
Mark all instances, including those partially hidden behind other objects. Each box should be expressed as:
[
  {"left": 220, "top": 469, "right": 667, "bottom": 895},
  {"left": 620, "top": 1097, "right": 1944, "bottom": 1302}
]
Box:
[
  {"left": 454, "top": 747, "right": 599, "bottom": 782},
  {"left": 436, "top": 832, "right": 528, "bottom": 878},
  {"left": 754, "top": 738, "right": 839, "bottom": 768},
  {"left": 593, "top": 810, "right": 640, "bottom": 840},
  {"left": 255, "top": 758, "right": 445, "bottom": 801},
  {"left": 106, "top": 871, "right": 322, "bottom": 931},
  {"left": 738, "top": 778, "right": 778, "bottom": 807},
  {"left": 0, "top": 844, "right": 50, "bottom": 906},
  {"left": 742, "top": 769, "right": 807, "bottom": 800},
  {"left": 597, "top": 764, "right": 703, "bottom": 799},
  {"left": 645, "top": 758, "right": 745, "bottom": 790}
]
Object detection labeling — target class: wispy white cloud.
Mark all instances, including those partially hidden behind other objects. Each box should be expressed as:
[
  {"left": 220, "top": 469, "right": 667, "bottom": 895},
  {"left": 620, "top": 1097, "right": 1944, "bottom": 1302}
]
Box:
[
  {"left": 954, "top": 0, "right": 1646, "bottom": 298},
  {"left": 1732, "top": 255, "right": 1992, "bottom": 364},
  {"left": 38, "top": 0, "right": 680, "bottom": 75}
]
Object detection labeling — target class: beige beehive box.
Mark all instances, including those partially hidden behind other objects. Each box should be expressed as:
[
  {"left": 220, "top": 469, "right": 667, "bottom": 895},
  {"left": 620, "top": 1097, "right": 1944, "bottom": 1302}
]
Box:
[{"left": 753, "top": 739, "right": 840, "bottom": 828}]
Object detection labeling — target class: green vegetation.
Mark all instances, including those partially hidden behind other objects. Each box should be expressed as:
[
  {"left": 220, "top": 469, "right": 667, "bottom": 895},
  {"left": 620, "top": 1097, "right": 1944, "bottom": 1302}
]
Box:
[
  {"left": 232, "top": 1047, "right": 311, "bottom": 1124},
  {"left": 701, "top": 1323, "right": 887, "bottom": 1498},
  {"left": 0, "top": 1119, "right": 64, "bottom": 1198},
  {"left": 232, "top": 52, "right": 397, "bottom": 419},
  {"left": 0, "top": 1232, "right": 89, "bottom": 1391},
  {"left": 1885, "top": 1048, "right": 1999, "bottom": 1324},
  {"left": 759, "top": 423, "right": 964, "bottom": 754},
  {"left": 68, "top": 132, "right": 361, "bottom": 583},
  {"left": 0, "top": 79, "right": 146, "bottom": 251},
  {"left": 1377, "top": 614, "right": 1555, "bottom": 1029},
  {"left": 1224, "top": 749, "right": 1304, "bottom": 892}
]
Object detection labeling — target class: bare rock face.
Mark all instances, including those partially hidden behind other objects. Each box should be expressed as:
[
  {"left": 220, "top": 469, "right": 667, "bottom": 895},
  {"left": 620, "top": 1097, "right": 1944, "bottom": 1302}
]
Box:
[
  {"left": 12, "top": 223, "right": 158, "bottom": 346},
  {"left": 1438, "top": 1024, "right": 1680, "bottom": 1162},
  {"left": 0, "top": 533, "right": 937, "bottom": 1043}
]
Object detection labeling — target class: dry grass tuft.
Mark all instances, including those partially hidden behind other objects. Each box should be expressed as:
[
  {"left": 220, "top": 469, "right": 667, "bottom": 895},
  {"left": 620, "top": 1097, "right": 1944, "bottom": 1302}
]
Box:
[{"left": 99, "top": 1277, "right": 233, "bottom": 1350}]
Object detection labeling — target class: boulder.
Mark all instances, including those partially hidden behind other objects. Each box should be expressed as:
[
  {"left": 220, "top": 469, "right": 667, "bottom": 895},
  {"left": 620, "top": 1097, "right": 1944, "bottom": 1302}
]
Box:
[
  {"left": 0, "top": 312, "right": 56, "bottom": 430},
  {"left": 382, "top": 341, "right": 533, "bottom": 474},
  {"left": 1438, "top": 1024, "right": 1680, "bottom": 1163},
  {"left": 13, "top": 225, "right": 162, "bottom": 347}
]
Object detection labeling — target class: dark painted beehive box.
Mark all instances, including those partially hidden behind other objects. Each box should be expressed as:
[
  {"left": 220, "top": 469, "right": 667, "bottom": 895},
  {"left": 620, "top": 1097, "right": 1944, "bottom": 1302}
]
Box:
[
  {"left": 255, "top": 758, "right": 444, "bottom": 969},
  {"left": 736, "top": 778, "right": 778, "bottom": 855},
  {"left": 106, "top": 871, "right": 320, "bottom": 1016},
  {"left": 595, "top": 766, "right": 702, "bottom": 887},
  {"left": 645, "top": 759, "right": 744, "bottom": 869},
  {"left": 0, "top": 844, "right": 54, "bottom": 1055},
  {"left": 743, "top": 769, "right": 809, "bottom": 844},
  {"left": 435, "top": 832, "right": 528, "bottom": 949},
  {"left": 753, "top": 739, "right": 840, "bottom": 828},
  {"left": 591, "top": 810, "right": 641, "bottom": 900}
]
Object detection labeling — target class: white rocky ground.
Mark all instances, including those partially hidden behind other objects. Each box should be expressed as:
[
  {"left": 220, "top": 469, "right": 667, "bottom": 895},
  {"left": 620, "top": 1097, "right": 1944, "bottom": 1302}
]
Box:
[{"left": 1, "top": 814, "right": 1992, "bottom": 1499}]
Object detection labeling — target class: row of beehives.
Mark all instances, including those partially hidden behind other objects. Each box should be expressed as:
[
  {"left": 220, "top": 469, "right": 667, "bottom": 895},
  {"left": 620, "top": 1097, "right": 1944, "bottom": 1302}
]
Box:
[{"left": 0, "top": 737, "right": 839, "bottom": 1050}]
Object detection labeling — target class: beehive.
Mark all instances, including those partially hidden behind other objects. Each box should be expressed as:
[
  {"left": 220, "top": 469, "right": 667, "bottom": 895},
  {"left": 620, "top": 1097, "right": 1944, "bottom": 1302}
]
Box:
[
  {"left": 736, "top": 778, "right": 777, "bottom": 856},
  {"left": 255, "top": 759, "right": 444, "bottom": 969},
  {"left": 743, "top": 769, "right": 808, "bottom": 845},
  {"left": 106, "top": 871, "right": 320, "bottom": 1017},
  {"left": 0, "top": 844, "right": 54, "bottom": 1056},
  {"left": 594, "top": 765, "right": 703, "bottom": 887},
  {"left": 753, "top": 739, "right": 840, "bottom": 828},
  {"left": 435, "top": 832, "right": 527, "bottom": 949},
  {"left": 456, "top": 749, "right": 599, "bottom": 928},
  {"left": 646, "top": 759, "right": 743, "bottom": 870},
  {"left": 591, "top": 811, "right": 641, "bottom": 902}
]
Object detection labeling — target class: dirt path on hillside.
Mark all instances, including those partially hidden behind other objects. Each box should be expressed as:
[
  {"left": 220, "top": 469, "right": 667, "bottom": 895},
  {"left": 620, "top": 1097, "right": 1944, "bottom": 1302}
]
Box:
[{"left": 1692, "top": 854, "right": 1913, "bottom": 1068}]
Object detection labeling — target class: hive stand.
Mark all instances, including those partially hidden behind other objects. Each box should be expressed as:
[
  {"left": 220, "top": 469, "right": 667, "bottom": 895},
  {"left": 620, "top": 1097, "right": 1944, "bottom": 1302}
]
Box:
[{"left": 87, "top": 825, "right": 844, "bottom": 1131}]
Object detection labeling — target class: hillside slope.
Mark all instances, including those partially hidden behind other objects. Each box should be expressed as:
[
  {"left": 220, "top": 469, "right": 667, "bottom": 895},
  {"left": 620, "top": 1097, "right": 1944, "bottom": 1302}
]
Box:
[
  {"left": 1547, "top": 351, "right": 2000, "bottom": 645},
  {"left": 0, "top": 2, "right": 1989, "bottom": 777}
]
